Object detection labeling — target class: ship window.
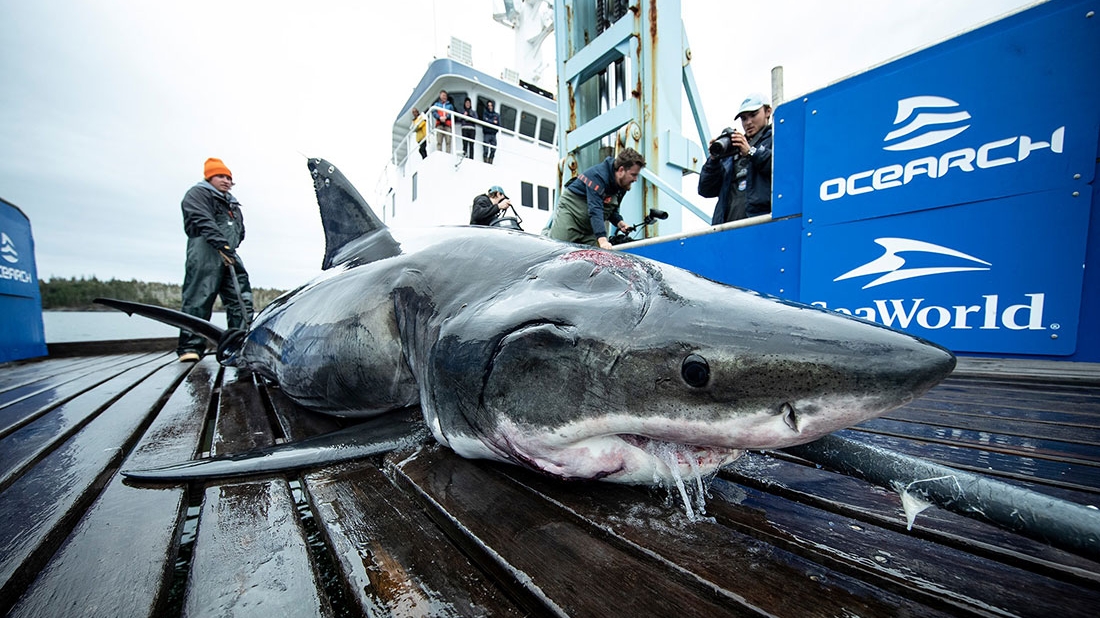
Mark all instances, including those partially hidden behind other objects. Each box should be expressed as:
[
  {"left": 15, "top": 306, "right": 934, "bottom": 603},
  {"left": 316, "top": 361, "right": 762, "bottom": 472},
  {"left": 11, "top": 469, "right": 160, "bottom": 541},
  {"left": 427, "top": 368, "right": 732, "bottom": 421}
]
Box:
[
  {"left": 537, "top": 185, "right": 549, "bottom": 211},
  {"left": 499, "top": 104, "right": 517, "bottom": 132},
  {"left": 449, "top": 91, "right": 468, "bottom": 112},
  {"left": 539, "top": 119, "right": 555, "bottom": 145},
  {"left": 519, "top": 112, "right": 537, "bottom": 138},
  {"left": 412, "top": 172, "right": 418, "bottom": 202},
  {"left": 521, "top": 181, "right": 534, "bottom": 208}
]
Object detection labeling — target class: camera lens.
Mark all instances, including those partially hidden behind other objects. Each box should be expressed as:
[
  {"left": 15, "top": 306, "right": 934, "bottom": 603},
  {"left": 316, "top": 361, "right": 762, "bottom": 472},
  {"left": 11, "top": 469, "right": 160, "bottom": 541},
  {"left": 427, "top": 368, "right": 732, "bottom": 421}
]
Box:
[{"left": 709, "top": 134, "right": 732, "bottom": 156}]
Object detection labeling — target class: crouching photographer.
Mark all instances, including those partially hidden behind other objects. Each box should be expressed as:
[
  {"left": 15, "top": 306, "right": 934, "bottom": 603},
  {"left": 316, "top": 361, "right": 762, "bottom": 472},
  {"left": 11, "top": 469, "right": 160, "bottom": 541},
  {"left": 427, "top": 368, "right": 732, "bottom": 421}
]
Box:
[{"left": 697, "top": 93, "right": 773, "bottom": 224}]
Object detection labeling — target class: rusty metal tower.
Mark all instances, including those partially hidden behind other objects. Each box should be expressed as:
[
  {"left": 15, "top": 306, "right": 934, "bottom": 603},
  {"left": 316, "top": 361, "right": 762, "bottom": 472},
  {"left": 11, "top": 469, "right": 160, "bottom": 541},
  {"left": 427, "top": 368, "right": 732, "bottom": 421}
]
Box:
[{"left": 553, "top": 0, "right": 710, "bottom": 236}]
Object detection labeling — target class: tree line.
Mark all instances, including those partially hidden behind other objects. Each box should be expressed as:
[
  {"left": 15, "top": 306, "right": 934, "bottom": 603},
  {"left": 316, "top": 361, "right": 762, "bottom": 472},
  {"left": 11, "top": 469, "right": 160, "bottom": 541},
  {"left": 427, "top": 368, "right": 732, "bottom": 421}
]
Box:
[{"left": 39, "top": 276, "right": 287, "bottom": 311}]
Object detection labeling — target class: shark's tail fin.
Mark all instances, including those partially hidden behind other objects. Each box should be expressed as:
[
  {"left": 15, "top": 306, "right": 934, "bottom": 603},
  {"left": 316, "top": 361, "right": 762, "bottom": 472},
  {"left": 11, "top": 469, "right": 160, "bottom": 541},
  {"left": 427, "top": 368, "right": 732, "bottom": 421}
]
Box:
[
  {"left": 94, "top": 298, "right": 232, "bottom": 355},
  {"left": 307, "top": 157, "right": 401, "bottom": 269}
]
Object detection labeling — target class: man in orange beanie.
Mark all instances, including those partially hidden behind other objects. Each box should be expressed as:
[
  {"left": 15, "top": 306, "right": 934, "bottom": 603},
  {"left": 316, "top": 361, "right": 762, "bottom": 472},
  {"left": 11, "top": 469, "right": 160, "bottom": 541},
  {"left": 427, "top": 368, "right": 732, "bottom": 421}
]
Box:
[{"left": 176, "top": 157, "right": 254, "bottom": 361}]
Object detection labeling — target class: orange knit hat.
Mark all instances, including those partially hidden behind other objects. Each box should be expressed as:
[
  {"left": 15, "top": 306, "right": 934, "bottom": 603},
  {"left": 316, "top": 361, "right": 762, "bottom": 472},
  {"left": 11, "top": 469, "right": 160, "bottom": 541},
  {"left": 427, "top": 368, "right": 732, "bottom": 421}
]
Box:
[{"left": 203, "top": 157, "right": 232, "bottom": 180}]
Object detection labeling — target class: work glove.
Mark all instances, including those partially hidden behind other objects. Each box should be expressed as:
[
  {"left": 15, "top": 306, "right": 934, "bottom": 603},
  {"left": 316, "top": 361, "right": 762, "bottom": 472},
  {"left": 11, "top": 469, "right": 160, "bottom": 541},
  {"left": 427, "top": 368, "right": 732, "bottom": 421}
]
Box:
[{"left": 217, "top": 245, "right": 238, "bottom": 267}]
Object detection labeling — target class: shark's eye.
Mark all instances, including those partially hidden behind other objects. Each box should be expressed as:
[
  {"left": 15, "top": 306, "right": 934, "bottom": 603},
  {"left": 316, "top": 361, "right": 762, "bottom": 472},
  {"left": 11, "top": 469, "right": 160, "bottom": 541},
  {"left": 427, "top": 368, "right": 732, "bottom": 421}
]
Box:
[{"left": 681, "top": 354, "right": 710, "bottom": 387}]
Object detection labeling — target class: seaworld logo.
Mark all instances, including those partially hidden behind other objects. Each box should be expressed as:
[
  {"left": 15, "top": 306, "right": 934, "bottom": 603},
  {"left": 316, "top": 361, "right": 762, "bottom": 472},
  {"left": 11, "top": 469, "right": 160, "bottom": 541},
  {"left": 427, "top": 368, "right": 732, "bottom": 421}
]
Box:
[
  {"left": 819, "top": 95, "right": 1065, "bottom": 201},
  {"left": 812, "top": 237, "right": 1046, "bottom": 331},
  {"left": 883, "top": 96, "right": 971, "bottom": 151},
  {"left": 833, "top": 237, "right": 990, "bottom": 289}
]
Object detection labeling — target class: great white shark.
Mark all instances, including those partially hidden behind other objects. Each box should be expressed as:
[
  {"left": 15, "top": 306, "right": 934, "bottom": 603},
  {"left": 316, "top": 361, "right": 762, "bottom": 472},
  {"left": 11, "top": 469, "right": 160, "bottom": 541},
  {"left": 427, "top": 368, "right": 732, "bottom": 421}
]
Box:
[{"left": 99, "top": 157, "right": 956, "bottom": 485}]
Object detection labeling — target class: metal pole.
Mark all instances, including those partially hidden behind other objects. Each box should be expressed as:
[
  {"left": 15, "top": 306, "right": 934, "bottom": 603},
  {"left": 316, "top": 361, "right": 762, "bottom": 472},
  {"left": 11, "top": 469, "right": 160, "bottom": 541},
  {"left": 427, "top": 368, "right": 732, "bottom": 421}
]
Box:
[
  {"left": 771, "top": 65, "right": 784, "bottom": 106},
  {"left": 226, "top": 261, "right": 251, "bottom": 330},
  {"left": 783, "top": 434, "right": 1100, "bottom": 562}
]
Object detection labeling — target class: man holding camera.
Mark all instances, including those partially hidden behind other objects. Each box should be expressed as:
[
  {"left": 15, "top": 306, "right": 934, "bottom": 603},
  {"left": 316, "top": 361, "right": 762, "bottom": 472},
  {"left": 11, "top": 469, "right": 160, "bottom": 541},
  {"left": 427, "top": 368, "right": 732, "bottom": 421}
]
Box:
[
  {"left": 470, "top": 186, "right": 511, "bottom": 226},
  {"left": 698, "top": 93, "right": 773, "bottom": 224}
]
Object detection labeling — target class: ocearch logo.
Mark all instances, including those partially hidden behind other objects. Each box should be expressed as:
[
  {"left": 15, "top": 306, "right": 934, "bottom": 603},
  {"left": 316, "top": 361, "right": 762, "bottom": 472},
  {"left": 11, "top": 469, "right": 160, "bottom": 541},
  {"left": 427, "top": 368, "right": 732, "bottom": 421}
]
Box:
[
  {"left": 1, "top": 233, "right": 18, "bottom": 264},
  {"left": 813, "top": 237, "right": 1046, "bottom": 332},
  {"left": 883, "top": 96, "right": 971, "bottom": 151},
  {"left": 0, "top": 231, "right": 32, "bottom": 284},
  {"left": 819, "top": 95, "right": 1064, "bottom": 202}
]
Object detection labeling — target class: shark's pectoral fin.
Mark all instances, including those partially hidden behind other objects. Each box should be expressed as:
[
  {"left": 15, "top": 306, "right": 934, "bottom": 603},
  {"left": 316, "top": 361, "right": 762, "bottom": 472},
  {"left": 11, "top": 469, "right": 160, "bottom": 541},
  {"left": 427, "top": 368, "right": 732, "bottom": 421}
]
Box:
[
  {"left": 123, "top": 408, "right": 429, "bottom": 483},
  {"left": 94, "top": 298, "right": 226, "bottom": 345}
]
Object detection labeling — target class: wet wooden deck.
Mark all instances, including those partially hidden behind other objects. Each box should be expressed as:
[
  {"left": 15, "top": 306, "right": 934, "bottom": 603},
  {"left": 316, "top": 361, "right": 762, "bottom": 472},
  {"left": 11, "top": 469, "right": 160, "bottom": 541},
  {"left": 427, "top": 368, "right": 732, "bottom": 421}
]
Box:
[{"left": 1, "top": 340, "right": 1098, "bottom": 617}]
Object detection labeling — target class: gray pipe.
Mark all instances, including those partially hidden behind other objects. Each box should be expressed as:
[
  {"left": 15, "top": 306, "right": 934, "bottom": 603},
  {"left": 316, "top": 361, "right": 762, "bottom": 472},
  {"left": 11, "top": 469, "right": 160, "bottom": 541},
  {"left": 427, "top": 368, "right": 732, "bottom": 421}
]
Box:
[{"left": 782, "top": 434, "right": 1100, "bottom": 562}]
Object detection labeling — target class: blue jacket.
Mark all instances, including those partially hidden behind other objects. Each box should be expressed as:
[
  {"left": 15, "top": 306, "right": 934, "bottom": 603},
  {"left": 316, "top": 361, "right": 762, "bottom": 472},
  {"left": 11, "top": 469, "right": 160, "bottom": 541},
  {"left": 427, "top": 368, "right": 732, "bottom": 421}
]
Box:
[
  {"left": 698, "top": 123, "right": 773, "bottom": 224},
  {"left": 433, "top": 98, "right": 455, "bottom": 127},
  {"left": 565, "top": 156, "right": 626, "bottom": 236}
]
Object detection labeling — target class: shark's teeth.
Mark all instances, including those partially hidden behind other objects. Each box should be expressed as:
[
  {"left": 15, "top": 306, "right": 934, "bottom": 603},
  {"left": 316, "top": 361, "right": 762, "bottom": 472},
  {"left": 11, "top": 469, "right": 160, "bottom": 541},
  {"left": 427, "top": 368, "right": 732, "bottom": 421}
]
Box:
[{"left": 618, "top": 434, "right": 738, "bottom": 467}]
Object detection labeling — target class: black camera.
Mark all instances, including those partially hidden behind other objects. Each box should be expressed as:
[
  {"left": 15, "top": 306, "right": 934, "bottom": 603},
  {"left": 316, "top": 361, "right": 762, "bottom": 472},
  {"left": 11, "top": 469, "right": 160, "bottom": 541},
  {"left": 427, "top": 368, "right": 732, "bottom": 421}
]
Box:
[{"left": 709, "top": 127, "right": 739, "bottom": 157}]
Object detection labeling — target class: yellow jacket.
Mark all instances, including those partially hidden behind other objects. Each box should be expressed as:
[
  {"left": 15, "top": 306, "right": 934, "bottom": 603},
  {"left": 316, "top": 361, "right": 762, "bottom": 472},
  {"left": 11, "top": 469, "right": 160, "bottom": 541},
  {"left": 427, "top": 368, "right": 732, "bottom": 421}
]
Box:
[{"left": 414, "top": 115, "right": 428, "bottom": 142}]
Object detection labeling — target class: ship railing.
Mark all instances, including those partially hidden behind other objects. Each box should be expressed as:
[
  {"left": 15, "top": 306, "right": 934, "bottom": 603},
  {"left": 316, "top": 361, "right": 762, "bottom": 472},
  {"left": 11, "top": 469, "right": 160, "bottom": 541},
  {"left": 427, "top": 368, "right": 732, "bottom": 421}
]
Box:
[{"left": 392, "top": 105, "right": 556, "bottom": 171}]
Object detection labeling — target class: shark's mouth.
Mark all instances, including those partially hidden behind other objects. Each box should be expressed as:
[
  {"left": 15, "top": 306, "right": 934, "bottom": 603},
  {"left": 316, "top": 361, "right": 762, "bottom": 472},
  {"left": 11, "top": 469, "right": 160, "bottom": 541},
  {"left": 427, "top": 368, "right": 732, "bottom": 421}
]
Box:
[
  {"left": 471, "top": 423, "right": 746, "bottom": 484},
  {"left": 618, "top": 434, "right": 742, "bottom": 471}
]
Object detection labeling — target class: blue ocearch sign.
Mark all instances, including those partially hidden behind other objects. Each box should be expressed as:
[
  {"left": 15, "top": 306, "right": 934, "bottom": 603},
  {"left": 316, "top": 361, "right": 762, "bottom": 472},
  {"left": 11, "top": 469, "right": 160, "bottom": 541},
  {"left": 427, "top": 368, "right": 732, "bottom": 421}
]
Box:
[
  {"left": 801, "top": 1, "right": 1099, "bottom": 226},
  {"left": 800, "top": 189, "right": 1090, "bottom": 355},
  {"left": 0, "top": 203, "right": 38, "bottom": 298}
]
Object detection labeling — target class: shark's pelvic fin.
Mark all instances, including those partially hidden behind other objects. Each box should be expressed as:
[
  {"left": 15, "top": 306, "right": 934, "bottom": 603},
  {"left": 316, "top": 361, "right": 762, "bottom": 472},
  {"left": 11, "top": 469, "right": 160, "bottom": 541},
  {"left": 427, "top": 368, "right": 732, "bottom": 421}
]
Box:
[
  {"left": 123, "top": 407, "right": 429, "bottom": 482},
  {"left": 94, "top": 298, "right": 225, "bottom": 344},
  {"left": 307, "top": 157, "right": 402, "bottom": 269}
]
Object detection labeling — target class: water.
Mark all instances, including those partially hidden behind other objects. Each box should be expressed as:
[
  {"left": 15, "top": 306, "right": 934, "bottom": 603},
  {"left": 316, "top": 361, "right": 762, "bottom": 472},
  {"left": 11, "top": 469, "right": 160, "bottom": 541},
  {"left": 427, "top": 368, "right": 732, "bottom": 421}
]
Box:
[{"left": 42, "top": 311, "right": 228, "bottom": 343}]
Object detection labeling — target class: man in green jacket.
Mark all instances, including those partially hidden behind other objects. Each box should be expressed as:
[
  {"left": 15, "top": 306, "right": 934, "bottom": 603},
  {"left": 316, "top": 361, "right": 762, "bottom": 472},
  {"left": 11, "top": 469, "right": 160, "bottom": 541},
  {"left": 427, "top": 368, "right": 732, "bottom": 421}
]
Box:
[
  {"left": 176, "top": 157, "right": 254, "bottom": 362},
  {"left": 549, "top": 148, "right": 645, "bottom": 249}
]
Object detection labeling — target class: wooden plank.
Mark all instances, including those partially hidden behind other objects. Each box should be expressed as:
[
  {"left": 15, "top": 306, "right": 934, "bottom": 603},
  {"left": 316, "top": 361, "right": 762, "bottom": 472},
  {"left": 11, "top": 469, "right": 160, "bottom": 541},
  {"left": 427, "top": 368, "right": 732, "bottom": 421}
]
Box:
[
  {"left": 892, "top": 398, "right": 1100, "bottom": 432},
  {"left": 856, "top": 417, "right": 1100, "bottom": 465},
  {"left": 183, "top": 367, "right": 331, "bottom": 617},
  {"left": 953, "top": 358, "right": 1100, "bottom": 384},
  {"left": 0, "top": 352, "right": 169, "bottom": 438},
  {"left": 884, "top": 407, "right": 1100, "bottom": 447},
  {"left": 721, "top": 452, "right": 1100, "bottom": 587},
  {"left": 496, "top": 465, "right": 957, "bottom": 618},
  {"left": 917, "top": 383, "right": 1100, "bottom": 419},
  {"left": 0, "top": 354, "right": 176, "bottom": 491},
  {"left": 0, "top": 359, "right": 192, "bottom": 614},
  {"left": 45, "top": 337, "right": 176, "bottom": 358},
  {"left": 7, "top": 358, "right": 217, "bottom": 618},
  {"left": 704, "top": 477, "right": 1100, "bottom": 617},
  {"left": 390, "top": 444, "right": 764, "bottom": 617},
  {"left": 304, "top": 461, "right": 526, "bottom": 616},
  {"left": 838, "top": 429, "right": 1100, "bottom": 497},
  {"left": 183, "top": 479, "right": 332, "bottom": 618},
  {"left": 211, "top": 368, "right": 273, "bottom": 456},
  {"left": 0, "top": 354, "right": 107, "bottom": 393}
]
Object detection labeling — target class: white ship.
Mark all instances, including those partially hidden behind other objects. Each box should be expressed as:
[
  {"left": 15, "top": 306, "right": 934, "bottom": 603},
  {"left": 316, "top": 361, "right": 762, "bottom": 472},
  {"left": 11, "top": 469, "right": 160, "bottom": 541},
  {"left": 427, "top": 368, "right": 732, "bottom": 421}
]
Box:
[{"left": 379, "top": 3, "right": 560, "bottom": 233}]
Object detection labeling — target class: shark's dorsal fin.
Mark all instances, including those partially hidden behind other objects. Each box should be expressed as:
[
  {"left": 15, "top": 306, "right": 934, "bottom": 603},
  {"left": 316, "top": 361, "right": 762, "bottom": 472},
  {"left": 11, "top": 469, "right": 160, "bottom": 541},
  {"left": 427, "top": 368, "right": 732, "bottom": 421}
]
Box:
[{"left": 308, "top": 157, "right": 402, "bottom": 269}]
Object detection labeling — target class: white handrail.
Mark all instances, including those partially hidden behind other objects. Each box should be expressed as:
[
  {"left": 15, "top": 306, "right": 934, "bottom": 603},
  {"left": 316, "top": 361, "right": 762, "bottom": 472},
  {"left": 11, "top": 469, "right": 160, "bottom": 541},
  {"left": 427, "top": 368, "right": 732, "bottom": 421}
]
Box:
[{"left": 392, "top": 104, "right": 556, "bottom": 169}]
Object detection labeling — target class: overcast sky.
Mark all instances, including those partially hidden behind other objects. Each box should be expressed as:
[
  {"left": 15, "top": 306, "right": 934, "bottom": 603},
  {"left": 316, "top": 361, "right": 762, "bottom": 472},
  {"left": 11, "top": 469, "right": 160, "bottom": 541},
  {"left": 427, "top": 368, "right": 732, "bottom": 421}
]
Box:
[{"left": 0, "top": 0, "right": 1034, "bottom": 290}]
